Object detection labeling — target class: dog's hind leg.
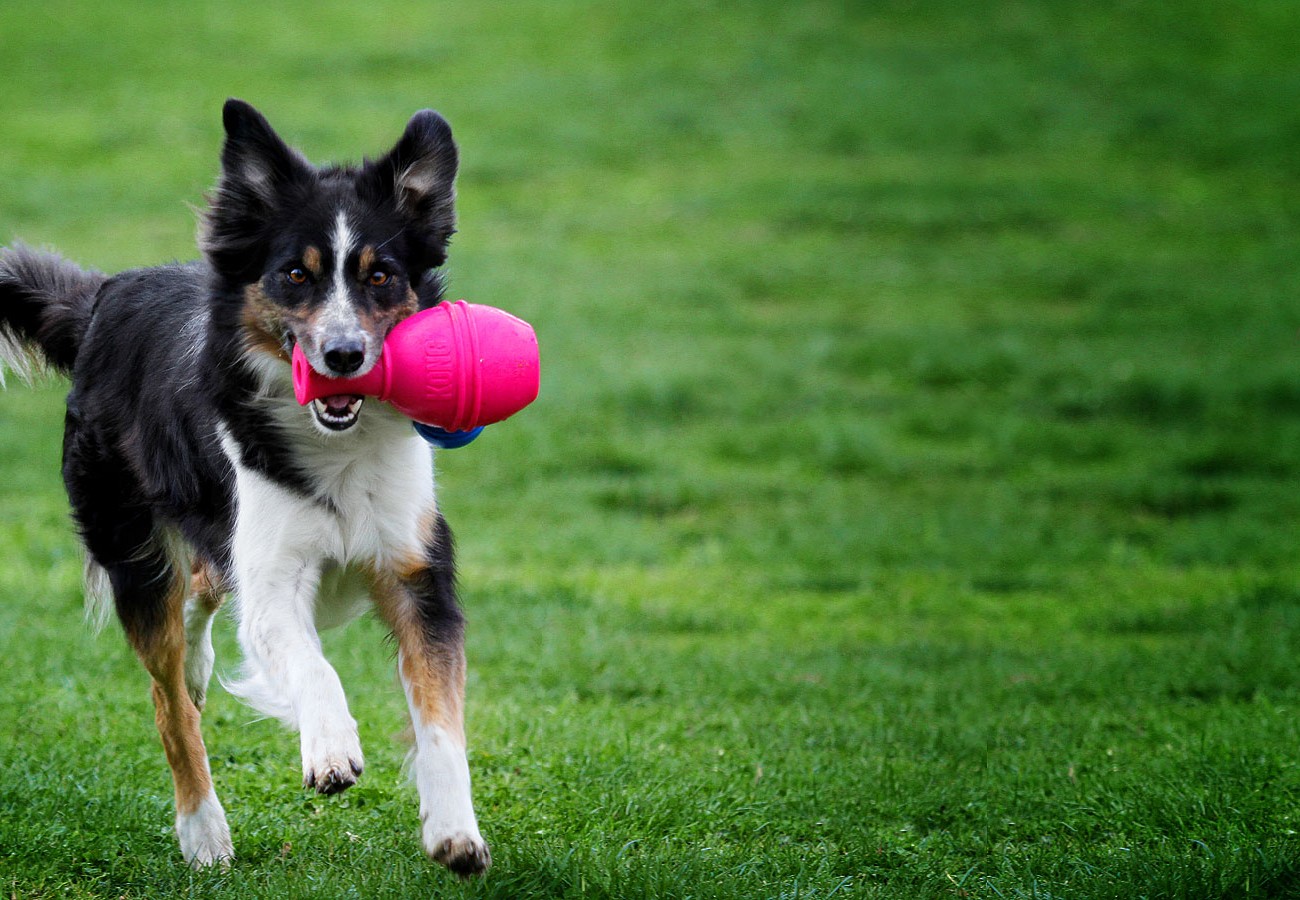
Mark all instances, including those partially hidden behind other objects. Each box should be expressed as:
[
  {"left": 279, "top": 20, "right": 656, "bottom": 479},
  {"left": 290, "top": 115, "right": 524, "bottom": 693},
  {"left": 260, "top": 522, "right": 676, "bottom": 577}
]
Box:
[
  {"left": 65, "top": 444, "right": 232, "bottom": 866},
  {"left": 373, "top": 513, "right": 490, "bottom": 877},
  {"left": 94, "top": 533, "right": 233, "bottom": 866}
]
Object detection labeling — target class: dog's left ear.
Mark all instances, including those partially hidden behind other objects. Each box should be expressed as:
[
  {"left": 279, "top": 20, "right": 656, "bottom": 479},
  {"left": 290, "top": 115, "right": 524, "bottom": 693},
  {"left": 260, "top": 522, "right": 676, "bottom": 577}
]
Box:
[{"left": 371, "top": 110, "right": 459, "bottom": 266}]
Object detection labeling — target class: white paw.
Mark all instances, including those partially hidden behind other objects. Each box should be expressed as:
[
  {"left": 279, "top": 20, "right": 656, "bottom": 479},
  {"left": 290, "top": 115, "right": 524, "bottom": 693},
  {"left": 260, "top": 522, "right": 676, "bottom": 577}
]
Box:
[
  {"left": 412, "top": 724, "right": 487, "bottom": 876},
  {"left": 177, "top": 791, "right": 234, "bottom": 868},
  {"left": 300, "top": 717, "right": 364, "bottom": 794},
  {"left": 426, "top": 829, "right": 491, "bottom": 877}
]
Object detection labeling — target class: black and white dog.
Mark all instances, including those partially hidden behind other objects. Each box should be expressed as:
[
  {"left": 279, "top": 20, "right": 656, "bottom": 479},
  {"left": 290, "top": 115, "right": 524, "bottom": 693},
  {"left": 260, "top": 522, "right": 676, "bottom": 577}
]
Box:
[{"left": 0, "top": 100, "right": 490, "bottom": 875}]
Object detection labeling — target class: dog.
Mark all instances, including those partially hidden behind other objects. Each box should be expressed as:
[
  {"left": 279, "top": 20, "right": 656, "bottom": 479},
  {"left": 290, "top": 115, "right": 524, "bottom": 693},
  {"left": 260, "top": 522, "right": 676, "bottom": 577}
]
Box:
[{"left": 0, "top": 99, "right": 491, "bottom": 875}]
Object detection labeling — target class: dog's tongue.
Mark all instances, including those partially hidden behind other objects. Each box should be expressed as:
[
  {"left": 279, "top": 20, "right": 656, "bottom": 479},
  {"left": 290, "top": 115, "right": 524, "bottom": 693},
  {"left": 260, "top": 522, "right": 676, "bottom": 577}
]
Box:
[{"left": 323, "top": 394, "right": 363, "bottom": 411}]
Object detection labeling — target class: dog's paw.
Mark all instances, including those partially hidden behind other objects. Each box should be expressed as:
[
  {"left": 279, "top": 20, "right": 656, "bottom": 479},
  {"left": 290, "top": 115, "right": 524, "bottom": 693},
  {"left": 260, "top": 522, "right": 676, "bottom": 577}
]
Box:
[
  {"left": 411, "top": 728, "right": 487, "bottom": 876},
  {"left": 301, "top": 725, "right": 364, "bottom": 795},
  {"left": 303, "top": 753, "right": 364, "bottom": 794},
  {"left": 177, "top": 792, "right": 234, "bottom": 869},
  {"left": 428, "top": 832, "right": 491, "bottom": 877},
  {"left": 185, "top": 838, "right": 235, "bottom": 870}
]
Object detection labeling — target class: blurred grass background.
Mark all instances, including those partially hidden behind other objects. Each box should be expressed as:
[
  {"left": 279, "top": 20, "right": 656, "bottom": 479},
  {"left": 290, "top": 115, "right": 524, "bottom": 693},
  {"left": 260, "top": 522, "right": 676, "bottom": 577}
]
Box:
[{"left": 2, "top": 0, "right": 1300, "bottom": 897}]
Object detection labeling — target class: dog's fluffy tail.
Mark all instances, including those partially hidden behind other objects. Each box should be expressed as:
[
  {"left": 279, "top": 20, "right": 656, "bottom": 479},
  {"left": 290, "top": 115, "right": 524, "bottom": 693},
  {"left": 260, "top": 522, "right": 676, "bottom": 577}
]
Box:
[{"left": 0, "top": 244, "right": 106, "bottom": 382}]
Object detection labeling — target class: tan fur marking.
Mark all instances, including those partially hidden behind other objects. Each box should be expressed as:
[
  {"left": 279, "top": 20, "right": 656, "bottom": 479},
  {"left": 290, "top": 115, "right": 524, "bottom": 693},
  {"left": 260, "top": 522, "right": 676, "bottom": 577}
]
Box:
[
  {"left": 391, "top": 550, "right": 430, "bottom": 584},
  {"left": 190, "top": 559, "right": 226, "bottom": 613},
  {"left": 347, "top": 297, "right": 419, "bottom": 351},
  {"left": 400, "top": 288, "right": 420, "bottom": 320},
  {"left": 370, "top": 539, "right": 466, "bottom": 746},
  {"left": 399, "top": 631, "right": 466, "bottom": 745},
  {"left": 390, "top": 509, "right": 437, "bottom": 582},
  {"left": 358, "top": 245, "right": 376, "bottom": 276},
  {"left": 153, "top": 680, "right": 212, "bottom": 814},
  {"left": 128, "top": 567, "right": 214, "bottom": 816},
  {"left": 241, "top": 284, "right": 290, "bottom": 361},
  {"left": 285, "top": 279, "right": 419, "bottom": 363},
  {"left": 303, "top": 246, "right": 323, "bottom": 279}
]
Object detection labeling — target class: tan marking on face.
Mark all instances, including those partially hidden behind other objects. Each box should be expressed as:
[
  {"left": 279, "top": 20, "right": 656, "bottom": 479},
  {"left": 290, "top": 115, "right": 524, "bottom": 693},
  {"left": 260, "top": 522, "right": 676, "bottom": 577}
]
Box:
[
  {"left": 357, "top": 288, "right": 419, "bottom": 348},
  {"left": 358, "top": 245, "right": 376, "bottom": 276},
  {"left": 241, "top": 284, "right": 290, "bottom": 360},
  {"left": 242, "top": 283, "right": 315, "bottom": 362},
  {"left": 302, "top": 246, "right": 323, "bottom": 279},
  {"left": 290, "top": 269, "right": 415, "bottom": 368},
  {"left": 402, "top": 287, "right": 420, "bottom": 319}
]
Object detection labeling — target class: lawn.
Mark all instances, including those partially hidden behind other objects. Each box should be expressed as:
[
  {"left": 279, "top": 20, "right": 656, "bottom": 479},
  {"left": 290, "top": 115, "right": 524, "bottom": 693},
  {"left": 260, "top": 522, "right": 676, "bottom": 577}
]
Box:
[{"left": 2, "top": 0, "right": 1300, "bottom": 897}]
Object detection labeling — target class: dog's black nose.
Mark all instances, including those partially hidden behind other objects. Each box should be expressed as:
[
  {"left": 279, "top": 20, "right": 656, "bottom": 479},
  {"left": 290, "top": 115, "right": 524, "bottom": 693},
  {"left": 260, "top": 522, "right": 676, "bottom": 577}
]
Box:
[{"left": 323, "top": 340, "right": 365, "bottom": 375}]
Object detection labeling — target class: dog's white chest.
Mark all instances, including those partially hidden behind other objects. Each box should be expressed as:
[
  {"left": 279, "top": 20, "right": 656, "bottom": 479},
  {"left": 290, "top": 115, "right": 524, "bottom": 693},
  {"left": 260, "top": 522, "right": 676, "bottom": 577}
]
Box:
[
  {"left": 220, "top": 404, "right": 436, "bottom": 609},
  {"left": 298, "top": 423, "right": 435, "bottom": 563}
]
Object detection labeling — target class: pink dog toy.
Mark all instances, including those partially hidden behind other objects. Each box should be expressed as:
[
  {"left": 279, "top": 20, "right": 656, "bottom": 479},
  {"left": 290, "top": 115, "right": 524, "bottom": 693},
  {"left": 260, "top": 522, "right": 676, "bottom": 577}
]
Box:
[{"left": 292, "top": 300, "right": 540, "bottom": 432}]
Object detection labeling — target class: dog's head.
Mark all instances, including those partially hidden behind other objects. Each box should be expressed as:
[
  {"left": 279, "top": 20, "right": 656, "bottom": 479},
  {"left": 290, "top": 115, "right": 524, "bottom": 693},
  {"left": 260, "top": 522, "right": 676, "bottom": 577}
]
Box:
[{"left": 202, "top": 99, "right": 458, "bottom": 433}]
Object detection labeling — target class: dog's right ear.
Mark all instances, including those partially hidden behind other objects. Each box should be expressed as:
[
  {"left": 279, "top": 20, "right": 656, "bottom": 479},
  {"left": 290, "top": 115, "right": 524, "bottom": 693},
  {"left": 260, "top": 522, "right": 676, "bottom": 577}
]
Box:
[
  {"left": 203, "top": 100, "right": 313, "bottom": 281},
  {"left": 218, "top": 99, "right": 313, "bottom": 205}
]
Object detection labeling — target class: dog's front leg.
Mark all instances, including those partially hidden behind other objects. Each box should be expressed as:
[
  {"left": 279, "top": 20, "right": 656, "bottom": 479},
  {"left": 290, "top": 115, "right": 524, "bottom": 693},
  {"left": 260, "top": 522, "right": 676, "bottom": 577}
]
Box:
[
  {"left": 374, "top": 513, "right": 490, "bottom": 876},
  {"left": 228, "top": 475, "right": 364, "bottom": 794}
]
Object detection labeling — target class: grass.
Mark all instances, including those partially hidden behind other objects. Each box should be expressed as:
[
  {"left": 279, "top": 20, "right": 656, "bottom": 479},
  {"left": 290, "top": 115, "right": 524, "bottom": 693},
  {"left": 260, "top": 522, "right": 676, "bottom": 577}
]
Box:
[{"left": 2, "top": 0, "right": 1300, "bottom": 896}]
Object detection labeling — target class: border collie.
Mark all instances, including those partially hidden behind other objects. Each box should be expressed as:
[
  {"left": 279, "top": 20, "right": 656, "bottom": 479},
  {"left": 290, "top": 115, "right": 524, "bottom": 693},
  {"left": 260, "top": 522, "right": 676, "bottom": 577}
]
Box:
[{"left": 0, "top": 99, "right": 490, "bottom": 875}]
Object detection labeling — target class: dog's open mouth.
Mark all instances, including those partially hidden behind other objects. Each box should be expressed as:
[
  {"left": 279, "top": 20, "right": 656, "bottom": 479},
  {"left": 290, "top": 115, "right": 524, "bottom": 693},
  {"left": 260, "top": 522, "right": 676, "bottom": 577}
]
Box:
[{"left": 311, "top": 394, "right": 365, "bottom": 431}]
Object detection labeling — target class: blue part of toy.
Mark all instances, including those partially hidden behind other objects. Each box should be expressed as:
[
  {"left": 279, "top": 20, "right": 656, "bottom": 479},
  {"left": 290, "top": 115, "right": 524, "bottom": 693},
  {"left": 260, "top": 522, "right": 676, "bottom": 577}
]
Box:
[{"left": 413, "top": 422, "right": 486, "bottom": 449}]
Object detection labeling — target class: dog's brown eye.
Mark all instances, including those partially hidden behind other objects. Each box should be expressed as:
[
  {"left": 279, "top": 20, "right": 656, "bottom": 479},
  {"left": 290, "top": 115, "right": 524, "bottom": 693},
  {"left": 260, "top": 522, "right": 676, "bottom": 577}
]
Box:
[
  {"left": 286, "top": 268, "right": 309, "bottom": 285},
  {"left": 369, "top": 270, "right": 390, "bottom": 287}
]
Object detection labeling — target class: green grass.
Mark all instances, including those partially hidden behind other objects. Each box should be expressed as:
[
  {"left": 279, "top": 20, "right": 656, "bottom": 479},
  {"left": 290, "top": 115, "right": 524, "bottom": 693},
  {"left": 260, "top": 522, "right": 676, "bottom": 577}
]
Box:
[{"left": 2, "top": 0, "right": 1300, "bottom": 896}]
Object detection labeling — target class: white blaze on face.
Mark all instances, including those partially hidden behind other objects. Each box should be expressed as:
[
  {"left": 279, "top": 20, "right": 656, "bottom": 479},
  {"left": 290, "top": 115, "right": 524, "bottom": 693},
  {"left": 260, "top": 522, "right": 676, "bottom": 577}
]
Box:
[
  {"left": 302, "top": 210, "right": 373, "bottom": 431},
  {"left": 320, "top": 211, "right": 361, "bottom": 337}
]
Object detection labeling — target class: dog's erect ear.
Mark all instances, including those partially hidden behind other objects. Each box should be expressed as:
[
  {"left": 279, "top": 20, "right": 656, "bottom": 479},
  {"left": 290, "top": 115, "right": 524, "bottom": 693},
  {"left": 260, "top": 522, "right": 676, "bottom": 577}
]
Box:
[
  {"left": 203, "top": 100, "right": 314, "bottom": 281},
  {"left": 372, "top": 110, "right": 459, "bottom": 266},
  {"left": 219, "top": 99, "right": 313, "bottom": 204}
]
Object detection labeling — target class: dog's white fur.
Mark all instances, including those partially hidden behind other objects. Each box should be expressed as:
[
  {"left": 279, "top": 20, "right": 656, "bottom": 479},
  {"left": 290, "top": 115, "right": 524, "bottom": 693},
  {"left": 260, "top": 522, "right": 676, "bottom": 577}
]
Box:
[
  {"left": 196, "top": 348, "right": 483, "bottom": 859},
  {"left": 402, "top": 658, "right": 485, "bottom": 860},
  {"left": 176, "top": 788, "right": 234, "bottom": 867}
]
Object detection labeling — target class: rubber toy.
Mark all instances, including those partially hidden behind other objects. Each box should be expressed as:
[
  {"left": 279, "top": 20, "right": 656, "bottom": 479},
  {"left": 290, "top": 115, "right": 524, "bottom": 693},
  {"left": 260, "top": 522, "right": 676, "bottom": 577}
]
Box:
[
  {"left": 292, "top": 300, "right": 540, "bottom": 440},
  {"left": 412, "top": 423, "right": 485, "bottom": 449}
]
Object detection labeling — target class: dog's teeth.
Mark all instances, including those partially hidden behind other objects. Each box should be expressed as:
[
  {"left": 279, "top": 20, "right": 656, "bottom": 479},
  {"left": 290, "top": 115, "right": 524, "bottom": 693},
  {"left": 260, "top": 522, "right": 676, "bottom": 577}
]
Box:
[{"left": 310, "top": 396, "right": 363, "bottom": 429}]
